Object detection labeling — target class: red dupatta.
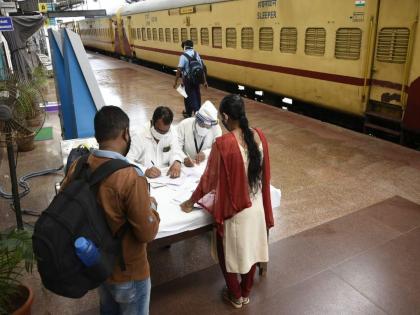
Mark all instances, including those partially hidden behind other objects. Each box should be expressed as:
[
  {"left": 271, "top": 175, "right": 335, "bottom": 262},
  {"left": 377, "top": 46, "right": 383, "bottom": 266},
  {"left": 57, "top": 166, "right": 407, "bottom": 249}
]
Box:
[{"left": 191, "top": 128, "right": 274, "bottom": 236}]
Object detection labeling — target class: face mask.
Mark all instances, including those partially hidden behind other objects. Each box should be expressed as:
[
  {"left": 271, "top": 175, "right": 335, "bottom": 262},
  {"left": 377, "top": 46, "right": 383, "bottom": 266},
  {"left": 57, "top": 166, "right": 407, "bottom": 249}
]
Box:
[
  {"left": 151, "top": 126, "right": 169, "bottom": 141},
  {"left": 221, "top": 116, "right": 229, "bottom": 131},
  {"left": 195, "top": 123, "right": 210, "bottom": 137},
  {"left": 124, "top": 136, "right": 131, "bottom": 157},
  {"left": 123, "top": 130, "right": 131, "bottom": 157}
]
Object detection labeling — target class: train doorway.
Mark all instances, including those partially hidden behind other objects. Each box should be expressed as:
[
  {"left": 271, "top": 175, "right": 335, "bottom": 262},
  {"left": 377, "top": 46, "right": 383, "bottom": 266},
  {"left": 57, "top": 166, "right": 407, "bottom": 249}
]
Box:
[{"left": 364, "top": 0, "right": 418, "bottom": 139}]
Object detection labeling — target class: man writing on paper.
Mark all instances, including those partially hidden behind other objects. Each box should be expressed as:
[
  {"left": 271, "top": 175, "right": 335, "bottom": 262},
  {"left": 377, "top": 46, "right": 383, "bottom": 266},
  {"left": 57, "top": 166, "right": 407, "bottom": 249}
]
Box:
[
  {"left": 177, "top": 100, "right": 222, "bottom": 167},
  {"left": 128, "top": 106, "right": 183, "bottom": 179}
]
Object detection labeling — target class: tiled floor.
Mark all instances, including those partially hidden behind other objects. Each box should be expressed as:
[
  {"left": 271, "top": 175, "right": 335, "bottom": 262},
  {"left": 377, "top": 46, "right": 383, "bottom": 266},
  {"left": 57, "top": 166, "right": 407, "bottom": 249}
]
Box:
[
  {"left": 1, "top": 53, "right": 420, "bottom": 314},
  {"left": 150, "top": 196, "right": 420, "bottom": 315}
]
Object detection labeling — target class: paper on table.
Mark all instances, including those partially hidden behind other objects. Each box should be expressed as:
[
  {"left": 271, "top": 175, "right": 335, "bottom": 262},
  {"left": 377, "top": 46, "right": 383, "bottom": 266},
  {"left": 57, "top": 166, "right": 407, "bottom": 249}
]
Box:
[
  {"left": 181, "top": 162, "right": 206, "bottom": 178},
  {"left": 176, "top": 85, "right": 188, "bottom": 98},
  {"left": 148, "top": 175, "right": 186, "bottom": 186}
]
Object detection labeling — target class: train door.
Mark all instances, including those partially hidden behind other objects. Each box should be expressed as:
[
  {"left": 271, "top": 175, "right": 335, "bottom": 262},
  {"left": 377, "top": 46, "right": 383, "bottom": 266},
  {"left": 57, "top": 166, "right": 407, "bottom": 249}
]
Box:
[
  {"left": 113, "top": 17, "right": 122, "bottom": 55},
  {"left": 365, "top": 0, "right": 418, "bottom": 137},
  {"left": 120, "top": 18, "right": 133, "bottom": 57}
]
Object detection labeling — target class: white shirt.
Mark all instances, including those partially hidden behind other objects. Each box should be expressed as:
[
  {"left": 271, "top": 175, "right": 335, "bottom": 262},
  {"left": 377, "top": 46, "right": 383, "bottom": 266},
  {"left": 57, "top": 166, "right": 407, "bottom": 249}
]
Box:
[
  {"left": 127, "top": 122, "right": 183, "bottom": 170},
  {"left": 177, "top": 118, "right": 222, "bottom": 159}
]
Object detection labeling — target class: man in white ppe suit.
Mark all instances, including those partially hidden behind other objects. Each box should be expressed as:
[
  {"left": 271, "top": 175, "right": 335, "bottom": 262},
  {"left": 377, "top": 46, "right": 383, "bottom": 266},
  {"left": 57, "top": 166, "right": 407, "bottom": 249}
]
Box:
[
  {"left": 177, "top": 100, "right": 222, "bottom": 167},
  {"left": 128, "top": 106, "right": 183, "bottom": 178}
]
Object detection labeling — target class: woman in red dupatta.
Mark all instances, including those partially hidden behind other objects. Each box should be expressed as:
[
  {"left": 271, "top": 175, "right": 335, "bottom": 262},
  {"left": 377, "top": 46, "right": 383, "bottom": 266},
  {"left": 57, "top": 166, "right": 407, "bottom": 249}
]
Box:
[{"left": 181, "top": 94, "right": 274, "bottom": 309}]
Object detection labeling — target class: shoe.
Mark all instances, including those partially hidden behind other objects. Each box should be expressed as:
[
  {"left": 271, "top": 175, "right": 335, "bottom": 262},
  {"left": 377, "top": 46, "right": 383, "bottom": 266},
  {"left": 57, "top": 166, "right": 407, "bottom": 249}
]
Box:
[
  {"left": 222, "top": 287, "right": 242, "bottom": 309},
  {"left": 242, "top": 296, "right": 250, "bottom": 305}
]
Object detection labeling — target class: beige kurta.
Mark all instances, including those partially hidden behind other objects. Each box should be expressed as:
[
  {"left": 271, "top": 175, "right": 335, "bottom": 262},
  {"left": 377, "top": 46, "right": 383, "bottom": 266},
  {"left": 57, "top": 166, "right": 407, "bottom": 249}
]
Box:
[{"left": 223, "top": 143, "right": 269, "bottom": 274}]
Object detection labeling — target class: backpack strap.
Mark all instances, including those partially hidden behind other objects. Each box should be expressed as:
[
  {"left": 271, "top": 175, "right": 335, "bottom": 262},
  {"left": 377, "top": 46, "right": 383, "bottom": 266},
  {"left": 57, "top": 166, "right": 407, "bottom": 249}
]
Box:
[
  {"left": 88, "top": 159, "right": 135, "bottom": 187},
  {"left": 182, "top": 52, "right": 197, "bottom": 63},
  {"left": 71, "top": 154, "right": 90, "bottom": 181}
]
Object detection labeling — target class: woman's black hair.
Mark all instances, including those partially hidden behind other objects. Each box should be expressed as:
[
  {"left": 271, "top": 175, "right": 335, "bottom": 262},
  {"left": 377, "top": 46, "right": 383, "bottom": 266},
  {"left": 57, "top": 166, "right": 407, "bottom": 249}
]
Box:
[{"left": 219, "top": 94, "right": 262, "bottom": 193}]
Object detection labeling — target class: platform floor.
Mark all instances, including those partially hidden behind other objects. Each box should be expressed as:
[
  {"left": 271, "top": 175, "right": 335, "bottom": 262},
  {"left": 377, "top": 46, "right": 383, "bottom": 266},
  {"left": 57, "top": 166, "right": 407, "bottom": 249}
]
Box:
[{"left": 0, "top": 52, "right": 420, "bottom": 314}]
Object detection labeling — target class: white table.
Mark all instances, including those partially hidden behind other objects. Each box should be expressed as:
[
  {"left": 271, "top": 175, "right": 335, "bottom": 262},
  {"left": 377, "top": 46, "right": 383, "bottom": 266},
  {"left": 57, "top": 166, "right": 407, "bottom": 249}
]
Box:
[{"left": 60, "top": 138, "right": 281, "bottom": 244}]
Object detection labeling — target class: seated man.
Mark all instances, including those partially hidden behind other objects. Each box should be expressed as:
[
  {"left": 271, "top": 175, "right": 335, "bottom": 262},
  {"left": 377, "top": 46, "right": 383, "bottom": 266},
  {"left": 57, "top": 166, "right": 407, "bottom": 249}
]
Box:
[
  {"left": 177, "top": 100, "right": 222, "bottom": 167},
  {"left": 128, "top": 106, "right": 183, "bottom": 178}
]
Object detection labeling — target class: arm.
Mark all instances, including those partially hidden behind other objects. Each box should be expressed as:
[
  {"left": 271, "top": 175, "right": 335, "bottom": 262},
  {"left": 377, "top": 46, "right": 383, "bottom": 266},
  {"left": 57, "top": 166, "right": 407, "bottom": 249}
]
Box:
[
  {"left": 174, "top": 56, "right": 185, "bottom": 88},
  {"left": 173, "top": 68, "right": 183, "bottom": 88},
  {"left": 176, "top": 122, "right": 187, "bottom": 160},
  {"left": 181, "top": 142, "right": 220, "bottom": 212},
  {"left": 202, "top": 125, "right": 222, "bottom": 159},
  {"left": 169, "top": 127, "right": 184, "bottom": 166},
  {"left": 167, "top": 128, "right": 183, "bottom": 178},
  {"left": 124, "top": 174, "right": 160, "bottom": 243},
  {"left": 126, "top": 132, "right": 148, "bottom": 172}
]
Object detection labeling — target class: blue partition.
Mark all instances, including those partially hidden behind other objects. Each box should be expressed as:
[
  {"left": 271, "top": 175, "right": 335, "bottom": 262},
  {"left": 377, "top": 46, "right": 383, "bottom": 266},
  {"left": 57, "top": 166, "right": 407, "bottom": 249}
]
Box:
[{"left": 48, "top": 28, "right": 104, "bottom": 139}]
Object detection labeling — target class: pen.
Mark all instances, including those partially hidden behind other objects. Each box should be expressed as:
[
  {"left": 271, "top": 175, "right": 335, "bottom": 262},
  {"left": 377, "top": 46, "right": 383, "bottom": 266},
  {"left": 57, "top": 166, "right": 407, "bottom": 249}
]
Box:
[
  {"left": 151, "top": 160, "right": 155, "bottom": 166},
  {"left": 186, "top": 153, "right": 195, "bottom": 165}
]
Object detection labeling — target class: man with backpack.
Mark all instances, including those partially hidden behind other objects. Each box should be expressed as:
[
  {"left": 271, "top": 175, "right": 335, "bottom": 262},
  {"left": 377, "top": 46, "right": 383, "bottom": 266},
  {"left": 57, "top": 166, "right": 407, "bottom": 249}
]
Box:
[
  {"left": 35, "top": 106, "right": 160, "bottom": 315},
  {"left": 173, "top": 39, "right": 208, "bottom": 118}
]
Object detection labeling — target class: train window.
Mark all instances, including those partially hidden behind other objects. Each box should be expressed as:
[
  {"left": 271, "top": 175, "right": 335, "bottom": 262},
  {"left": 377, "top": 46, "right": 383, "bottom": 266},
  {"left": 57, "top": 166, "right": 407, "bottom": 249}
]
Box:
[
  {"left": 173, "top": 28, "right": 180, "bottom": 43},
  {"left": 152, "top": 28, "right": 157, "bottom": 41},
  {"left": 147, "top": 28, "right": 151, "bottom": 40},
  {"left": 280, "top": 27, "right": 297, "bottom": 53},
  {"left": 259, "top": 27, "right": 273, "bottom": 51},
  {"left": 181, "top": 28, "right": 188, "bottom": 42},
  {"left": 335, "top": 28, "right": 362, "bottom": 60},
  {"left": 305, "top": 28, "right": 326, "bottom": 56},
  {"left": 241, "top": 27, "right": 254, "bottom": 49},
  {"left": 142, "top": 28, "right": 147, "bottom": 41},
  {"left": 165, "top": 28, "right": 171, "bottom": 42},
  {"left": 137, "top": 28, "right": 141, "bottom": 40},
  {"left": 376, "top": 28, "right": 410, "bottom": 64},
  {"left": 212, "top": 27, "right": 222, "bottom": 48},
  {"left": 159, "top": 28, "right": 164, "bottom": 41},
  {"left": 190, "top": 28, "right": 198, "bottom": 45},
  {"left": 226, "top": 28, "right": 237, "bottom": 48},
  {"left": 130, "top": 28, "right": 135, "bottom": 40},
  {"left": 201, "top": 28, "right": 209, "bottom": 45}
]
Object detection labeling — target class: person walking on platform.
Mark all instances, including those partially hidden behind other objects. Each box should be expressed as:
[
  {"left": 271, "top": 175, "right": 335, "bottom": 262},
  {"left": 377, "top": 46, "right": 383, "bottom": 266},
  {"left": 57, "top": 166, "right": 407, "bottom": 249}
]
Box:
[
  {"left": 173, "top": 39, "right": 208, "bottom": 118},
  {"left": 177, "top": 100, "right": 222, "bottom": 167},
  {"left": 127, "top": 106, "right": 183, "bottom": 179},
  {"left": 180, "top": 94, "right": 274, "bottom": 309},
  {"left": 62, "top": 106, "right": 160, "bottom": 315}
]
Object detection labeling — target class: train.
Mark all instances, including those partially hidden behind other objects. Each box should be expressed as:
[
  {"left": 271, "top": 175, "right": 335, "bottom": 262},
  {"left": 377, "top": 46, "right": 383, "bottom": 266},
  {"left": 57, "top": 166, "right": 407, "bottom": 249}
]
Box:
[{"left": 63, "top": 0, "right": 420, "bottom": 145}]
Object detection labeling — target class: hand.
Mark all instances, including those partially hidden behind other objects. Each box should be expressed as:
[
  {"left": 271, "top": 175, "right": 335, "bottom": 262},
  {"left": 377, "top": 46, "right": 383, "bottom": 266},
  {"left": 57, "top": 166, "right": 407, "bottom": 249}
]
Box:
[
  {"left": 194, "top": 152, "right": 206, "bottom": 164},
  {"left": 184, "top": 157, "right": 195, "bottom": 167},
  {"left": 180, "top": 199, "right": 194, "bottom": 213},
  {"left": 204, "top": 82, "right": 208, "bottom": 89},
  {"left": 145, "top": 167, "right": 161, "bottom": 178},
  {"left": 167, "top": 161, "right": 181, "bottom": 178}
]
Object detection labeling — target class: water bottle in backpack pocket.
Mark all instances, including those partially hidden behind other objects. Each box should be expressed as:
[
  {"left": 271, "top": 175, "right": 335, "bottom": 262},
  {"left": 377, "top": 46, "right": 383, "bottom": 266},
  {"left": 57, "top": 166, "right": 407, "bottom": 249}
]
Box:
[{"left": 74, "top": 237, "right": 112, "bottom": 283}]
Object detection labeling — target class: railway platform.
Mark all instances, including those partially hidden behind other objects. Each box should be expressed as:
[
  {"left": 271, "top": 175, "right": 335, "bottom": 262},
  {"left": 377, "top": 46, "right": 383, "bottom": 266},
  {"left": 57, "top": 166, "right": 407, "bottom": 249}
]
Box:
[{"left": 1, "top": 52, "right": 420, "bottom": 314}]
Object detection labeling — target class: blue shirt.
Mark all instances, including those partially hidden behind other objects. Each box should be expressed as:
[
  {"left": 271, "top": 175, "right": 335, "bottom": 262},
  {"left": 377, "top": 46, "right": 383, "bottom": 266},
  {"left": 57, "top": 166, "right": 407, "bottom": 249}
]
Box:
[{"left": 178, "top": 48, "right": 203, "bottom": 76}]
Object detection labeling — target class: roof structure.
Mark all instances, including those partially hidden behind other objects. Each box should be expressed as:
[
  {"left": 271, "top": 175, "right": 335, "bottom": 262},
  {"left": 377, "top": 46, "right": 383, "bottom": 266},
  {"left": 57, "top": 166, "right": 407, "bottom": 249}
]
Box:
[{"left": 119, "top": 0, "right": 235, "bottom": 16}]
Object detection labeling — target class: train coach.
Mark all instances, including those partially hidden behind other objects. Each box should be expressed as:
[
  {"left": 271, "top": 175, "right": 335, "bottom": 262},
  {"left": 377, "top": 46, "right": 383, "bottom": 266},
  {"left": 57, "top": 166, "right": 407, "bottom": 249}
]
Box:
[{"left": 74, "top": 0, "right": 420, "bottom": 144}]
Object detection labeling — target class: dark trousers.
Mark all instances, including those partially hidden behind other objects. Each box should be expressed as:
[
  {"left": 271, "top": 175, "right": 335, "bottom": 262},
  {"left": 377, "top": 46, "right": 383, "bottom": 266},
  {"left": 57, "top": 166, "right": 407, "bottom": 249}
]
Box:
[
  {"left": 184, "top": 81, "right": 201, "bottom": 116},
  {"left": 217, "top": 234, "right": 257, "bottom": 299}
]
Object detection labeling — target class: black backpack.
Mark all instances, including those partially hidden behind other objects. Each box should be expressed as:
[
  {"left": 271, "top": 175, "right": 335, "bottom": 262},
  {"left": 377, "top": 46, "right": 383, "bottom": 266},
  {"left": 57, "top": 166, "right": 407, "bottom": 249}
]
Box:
[
  {"left": 183, "top": 51, "right": 205, "bottom": 85},
  {"left": 64, "top": 145, "right": 91, "bottom": 175},
  {"left": 33, "top": 155, "right": 134, "bottom": 298}
]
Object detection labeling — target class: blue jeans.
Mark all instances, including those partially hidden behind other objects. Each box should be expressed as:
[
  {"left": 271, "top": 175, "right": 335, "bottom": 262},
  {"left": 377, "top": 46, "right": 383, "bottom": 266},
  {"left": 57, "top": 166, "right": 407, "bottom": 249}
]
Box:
[{"left": 99, "top": 278, "right": 151, "bottom": 315}]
